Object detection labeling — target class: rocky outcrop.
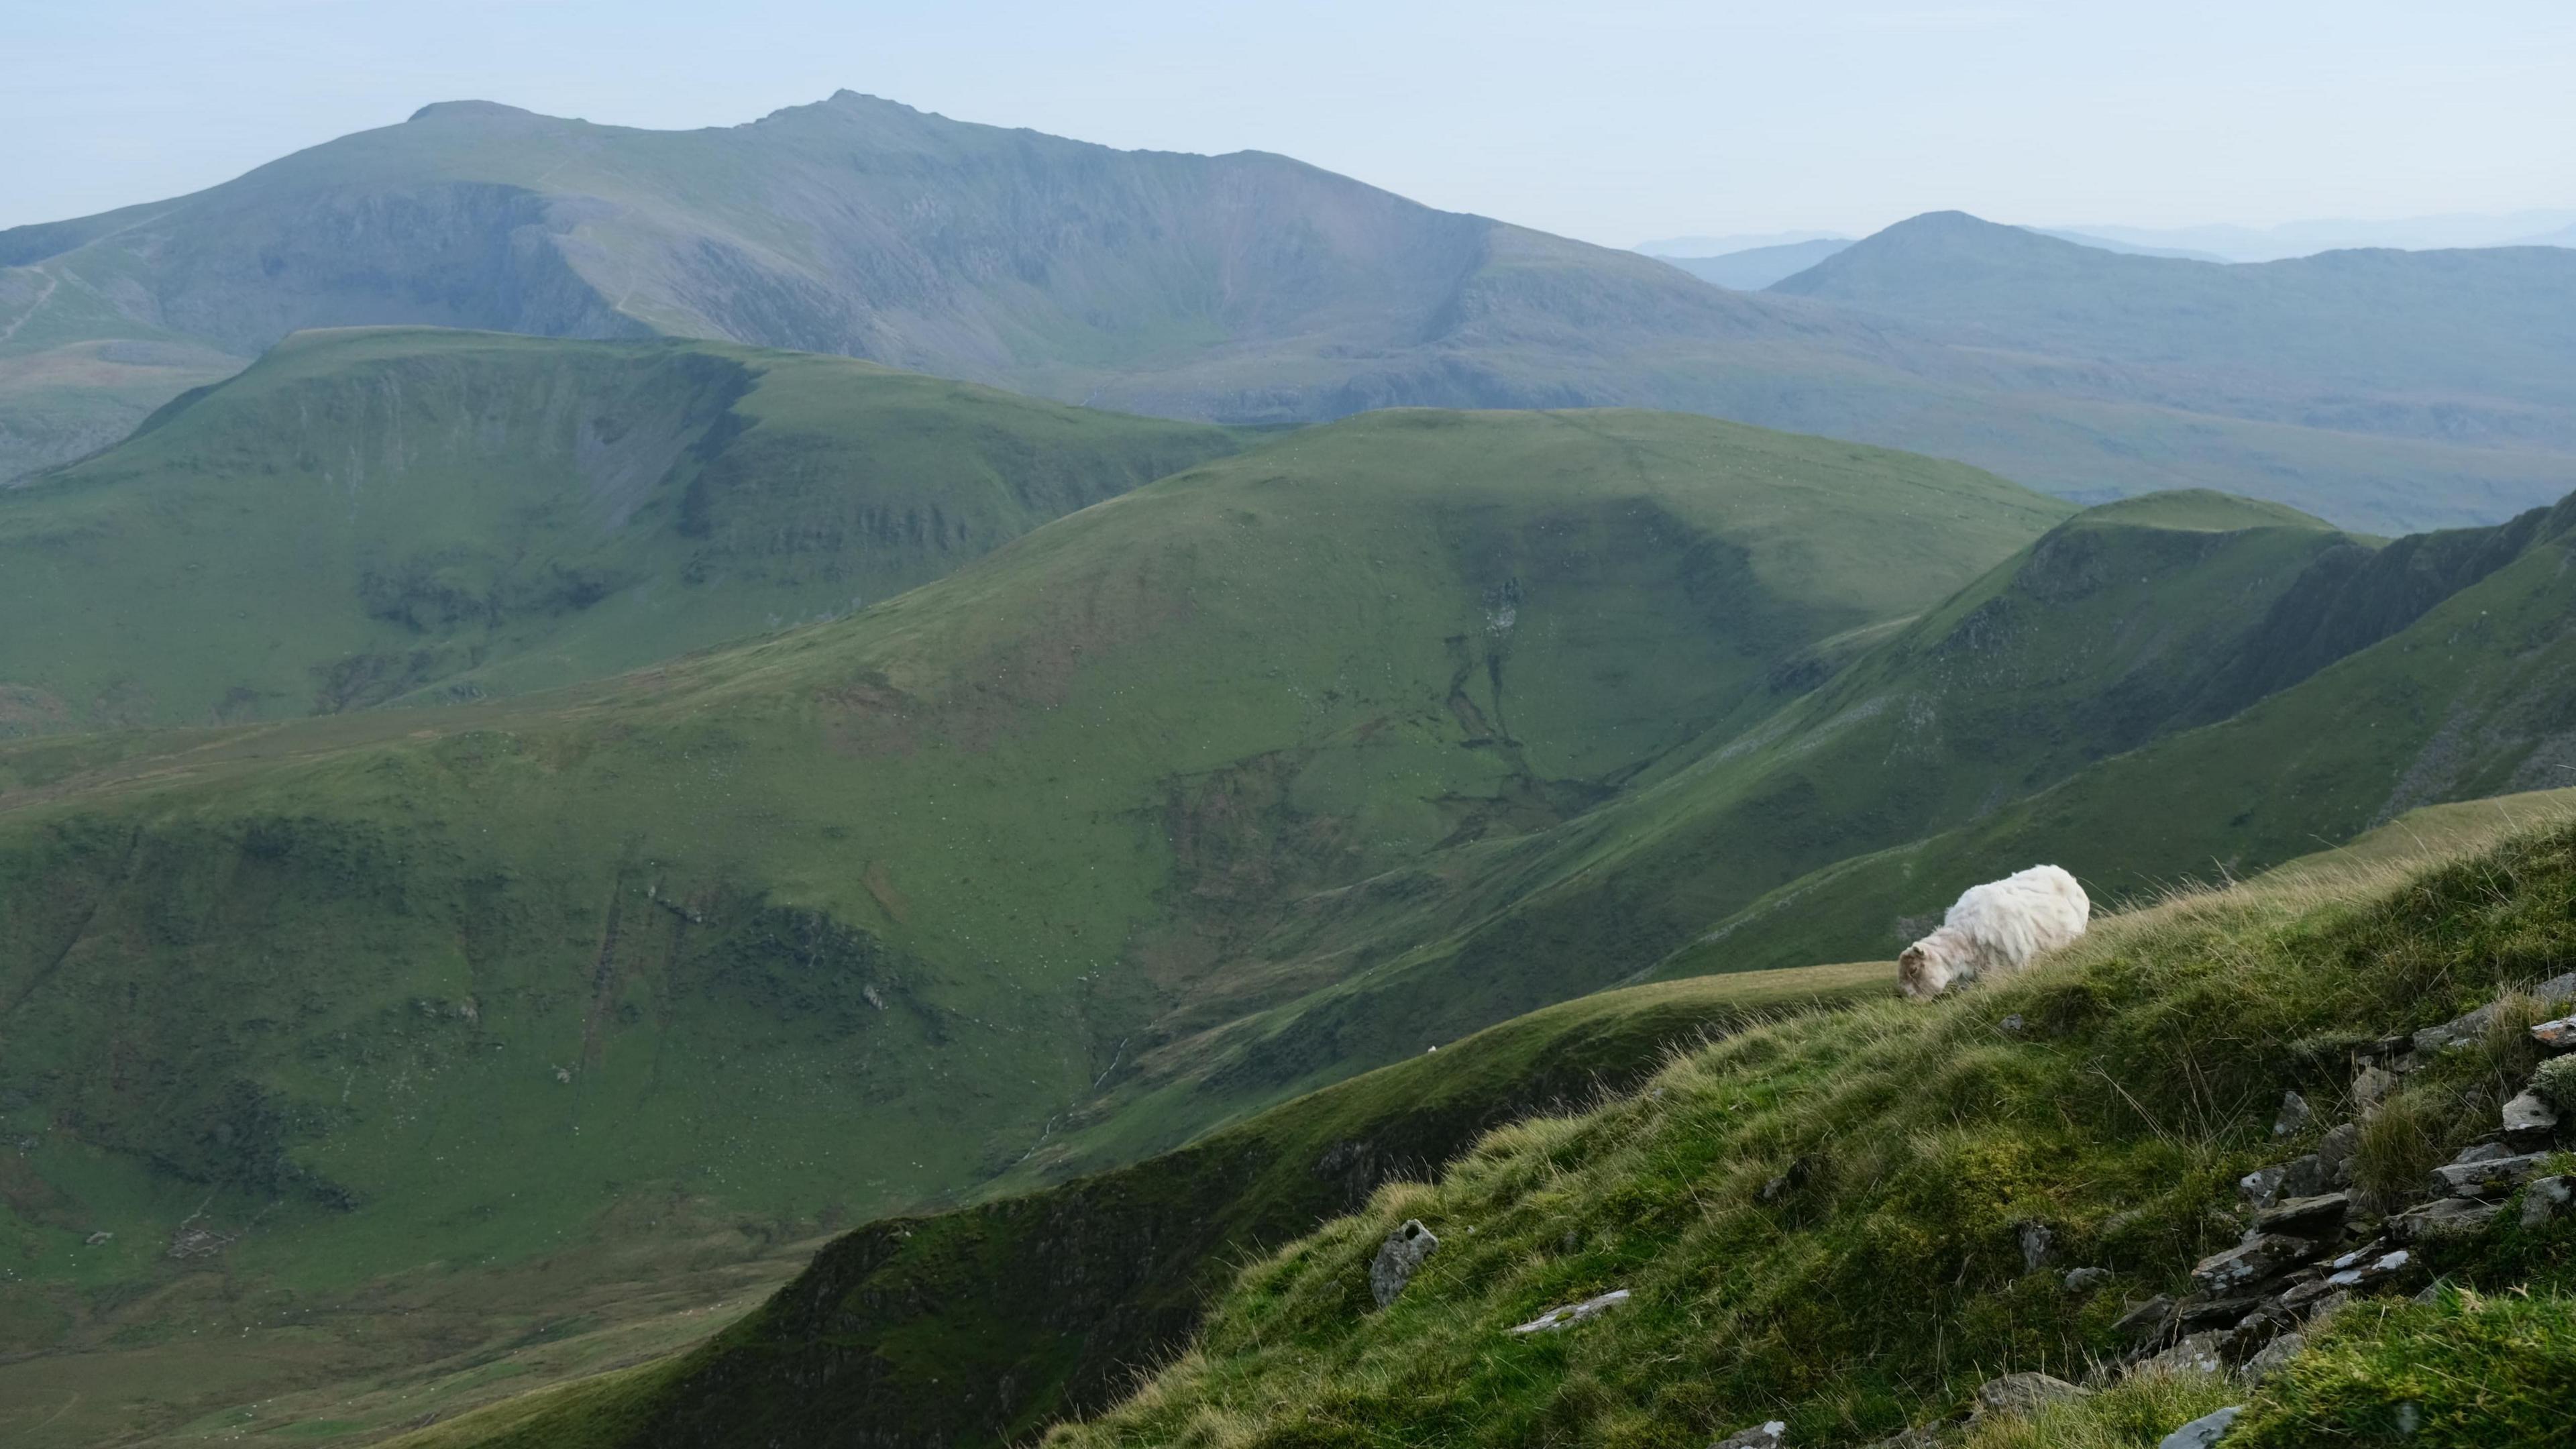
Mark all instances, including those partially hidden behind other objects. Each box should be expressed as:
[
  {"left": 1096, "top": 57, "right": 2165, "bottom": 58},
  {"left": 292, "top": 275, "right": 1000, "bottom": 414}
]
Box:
[{"left": 2106, "top": 974, "right": 2576, "bottom": 1396}]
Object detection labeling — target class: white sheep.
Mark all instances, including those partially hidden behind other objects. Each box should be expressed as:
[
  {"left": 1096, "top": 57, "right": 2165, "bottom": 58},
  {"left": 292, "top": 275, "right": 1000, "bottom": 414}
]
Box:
[{"left": 1897, "top": 865, "right": 2090, "bottom": 1001}]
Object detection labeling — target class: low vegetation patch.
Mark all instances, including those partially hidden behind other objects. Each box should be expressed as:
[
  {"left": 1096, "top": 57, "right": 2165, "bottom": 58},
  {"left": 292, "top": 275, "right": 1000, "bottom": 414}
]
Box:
[{"left": 2231, "top": 1289, "right": 2576, "bottom": 1448}]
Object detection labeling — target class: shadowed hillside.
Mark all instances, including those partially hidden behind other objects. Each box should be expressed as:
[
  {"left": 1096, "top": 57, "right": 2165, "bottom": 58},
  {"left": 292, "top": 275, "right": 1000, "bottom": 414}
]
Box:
[{"left": 388, "top": 966, "right": 1888, "bottom": 1449}]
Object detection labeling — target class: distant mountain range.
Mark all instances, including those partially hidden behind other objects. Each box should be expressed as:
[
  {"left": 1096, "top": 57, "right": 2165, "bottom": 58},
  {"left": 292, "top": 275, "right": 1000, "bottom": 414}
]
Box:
[
  {"left": 1770, "top": 211, "right": 2576, "bottom": 501},
  {"left": 1634, "top": 228, "right": 1847, "bottom": 257},
  {"left": 2045, "top": 207, "right": 2576, "bottom": 261},
  {"left": 2027, "top": 227, "right": 2229, "bottom": 261},
  {"left": 1653, "top": 237, "right": 1855, "bottom": 289},
  {"left": 5, "top": 95, "right": 2576, "bottom": 532},
  {"left": 1656, "top": 226, "right": 2224, "bottom": 291}
]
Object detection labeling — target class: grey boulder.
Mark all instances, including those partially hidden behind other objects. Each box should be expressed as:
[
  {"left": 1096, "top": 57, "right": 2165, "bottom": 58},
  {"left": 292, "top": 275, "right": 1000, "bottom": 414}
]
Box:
[
  {"left": 2241, "top": 1331, "right": 2305, "bottom": 1385},
  {"left": 2315, "top": 1122, "right": 2360, "bottom": 1189},
  {"left": 2502, "top": 1090, "right": 2559, "bottom": 1148},
  {"left": 2191, "top": 1234, "right": 2316, "bottom": 1293},
  {"left": 2521, "top": 1175, "right": 2572, "bottom": 1227},
  {"left": 2159, "top": 1405, "right": 2243, "bottom": 1449},
  {"left": 2253, "top": 1191, "right": 2348, "bottom": 1240},
  {"left": 1973, "top": 1372, "right": 2088, "bottom": 1417},
  {"left": 2390, "top": 1197, "right": 2505, "bottom": 1242},
  {"left": 2132, "top": 1330, "right": 2226, "bottom": 1379},
  {"left": 2430, "top": 1150, "right": 2550, "bottom": 1199},
  {"left": 2271, "top": 1091, "right": 2312, "bottom": 1137},
  {"left": 1370, "top": 1219, "right": 1439, "bottom": 1307}
]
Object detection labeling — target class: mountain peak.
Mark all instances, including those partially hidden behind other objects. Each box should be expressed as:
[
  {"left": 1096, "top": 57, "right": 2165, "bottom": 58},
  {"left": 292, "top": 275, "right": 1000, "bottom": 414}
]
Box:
[
  {"left": 406, "top": 99, "right": 540, "bottom": 123},
  {"left": 1871, "top": 209, "right": 2068, "bottom": 249},
  {"left": 1768, "top": 209, "right": 2106, "bottom": 294}
]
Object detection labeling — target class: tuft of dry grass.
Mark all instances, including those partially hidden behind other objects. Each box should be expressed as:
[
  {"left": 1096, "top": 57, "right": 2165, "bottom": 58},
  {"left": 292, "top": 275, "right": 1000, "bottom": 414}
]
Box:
[
  {"left": 2351, "top": 1088, "right": 2452, "bottom": 1213},
  {"left": 1960, "top": 1367, "right": 2237, "bottom": 1449}
]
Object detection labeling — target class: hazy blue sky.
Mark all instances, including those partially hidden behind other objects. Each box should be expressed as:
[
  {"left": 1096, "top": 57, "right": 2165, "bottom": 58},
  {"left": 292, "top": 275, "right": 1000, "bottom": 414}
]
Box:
[{"left": 8, "top": 0, "right": 2574, "bottom": 246}]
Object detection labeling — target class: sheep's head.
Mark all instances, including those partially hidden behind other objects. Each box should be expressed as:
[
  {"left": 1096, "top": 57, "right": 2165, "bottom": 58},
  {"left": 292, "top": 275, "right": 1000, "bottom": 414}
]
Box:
[{"left": 1896, "top": 941, "right": 1951, "bottom": 1002}]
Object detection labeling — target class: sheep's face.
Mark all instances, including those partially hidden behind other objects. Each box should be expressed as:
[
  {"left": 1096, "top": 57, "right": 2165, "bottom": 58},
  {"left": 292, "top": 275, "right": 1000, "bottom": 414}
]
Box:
[{"left": 1896, "top": 942, "right": 1950, "bottom": 1002}]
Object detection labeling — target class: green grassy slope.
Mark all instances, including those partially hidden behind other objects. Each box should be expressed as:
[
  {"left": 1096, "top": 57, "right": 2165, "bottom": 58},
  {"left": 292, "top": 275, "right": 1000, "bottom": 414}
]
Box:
[
  {"left": 0, "top": 409, "right": 2060, "bottom": 1444},
  {"left": 380, "top": 965, "right": 1887, "bottom": 1449},
  {"left": 1144, "top": 480, "right": 2576, "bottom": 1097},
  {"left": 1072, "top": 492, "right": 2384, "bottom": 1130},
  {"left": 0, "top": 327, "right": 1246, "bottom": 732},
  {"left": 1032, "top": 802, "right": 2576, "bottom": 1449},
  {"left": 6, "top": 101, "right": 2569, "bottom": 529},
  {"left": 1686, "top": 489, "right": 2576, "bottom": 974}
]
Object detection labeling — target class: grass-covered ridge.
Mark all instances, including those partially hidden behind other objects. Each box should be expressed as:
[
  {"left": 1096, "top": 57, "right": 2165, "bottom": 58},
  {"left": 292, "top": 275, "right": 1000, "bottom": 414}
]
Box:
[
  {"left": 1040, "top": 796, "right": 2576, "bottom": 1448},
  {"left": 0, "top": 326, "right": 1248, "bottom": 733},
  {"left": 1684, "top": 488, "right": 2576, "bottom": 976},
  {"left": 1136, "top": 483, "right": 2510, "bottom": 1097}
]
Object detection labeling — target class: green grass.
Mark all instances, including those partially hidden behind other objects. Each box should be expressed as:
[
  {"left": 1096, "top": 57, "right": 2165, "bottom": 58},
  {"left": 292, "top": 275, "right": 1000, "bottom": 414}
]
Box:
[
  {"left": 0, "top": 403, "right": 2060, "bottom": 1444},
  {"left": 376, "top": 1363, "right": 677, "bottom": 1449},
  {"left": 0, "top": 326, "right": 1247, "bottom": 731},
  {"left": 1112, "top": 486, "right": 2447, "bottom": 1114},
  {"left": 1032, "top": 812, "right": 2576, "bottom": 1449},
  {"left": 2229, "top": 1290, "right": 2576, "bottom": 1447},
  {"left": 1960, "top": 1371, "right": 2238, "bottom": 1449}
]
